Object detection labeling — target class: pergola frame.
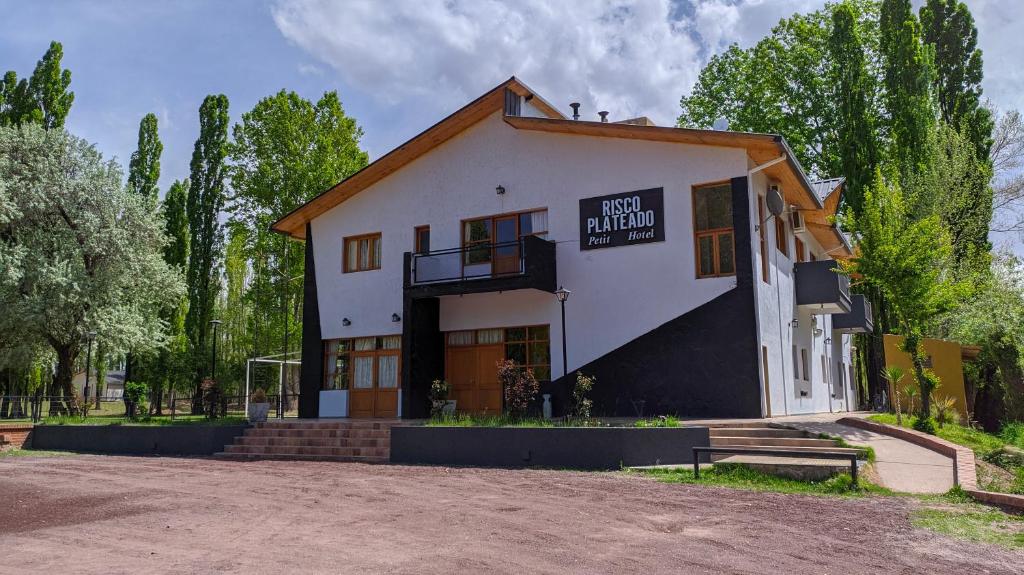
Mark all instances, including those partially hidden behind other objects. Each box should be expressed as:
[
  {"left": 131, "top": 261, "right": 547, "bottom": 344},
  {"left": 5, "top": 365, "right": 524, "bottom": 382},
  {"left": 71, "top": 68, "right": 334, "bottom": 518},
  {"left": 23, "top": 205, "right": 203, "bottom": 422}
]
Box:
[{"left": 245, "top": 351, "right": 302, "bottom": 419}]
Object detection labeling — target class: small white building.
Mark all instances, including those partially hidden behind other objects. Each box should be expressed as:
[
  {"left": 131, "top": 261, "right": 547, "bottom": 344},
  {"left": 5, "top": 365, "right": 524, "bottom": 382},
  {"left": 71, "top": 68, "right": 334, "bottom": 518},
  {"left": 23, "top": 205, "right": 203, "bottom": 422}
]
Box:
[{"left": 273, "top": 77, "right": 872, "bottom": 420}]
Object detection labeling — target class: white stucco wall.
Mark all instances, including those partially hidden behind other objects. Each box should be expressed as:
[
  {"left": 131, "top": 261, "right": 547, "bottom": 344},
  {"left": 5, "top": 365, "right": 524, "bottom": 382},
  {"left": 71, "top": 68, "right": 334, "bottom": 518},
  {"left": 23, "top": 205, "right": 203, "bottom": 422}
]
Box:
[{"left": 311, "top": 110, "right": 746, "bottom": 377}]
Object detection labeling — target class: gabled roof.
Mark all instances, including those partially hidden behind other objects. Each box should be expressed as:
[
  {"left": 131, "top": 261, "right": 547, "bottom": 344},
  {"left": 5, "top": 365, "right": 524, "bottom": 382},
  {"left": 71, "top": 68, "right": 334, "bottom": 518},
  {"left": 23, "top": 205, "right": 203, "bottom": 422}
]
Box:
[
  {"left": 271, "top": 76, "right": 564, "bottom": 239},
  {"left": 272, "top": 76, "right": 844, "bottom": 257},
  {"left": 811, "top": 177, "right": 845, "bottom": 204}
]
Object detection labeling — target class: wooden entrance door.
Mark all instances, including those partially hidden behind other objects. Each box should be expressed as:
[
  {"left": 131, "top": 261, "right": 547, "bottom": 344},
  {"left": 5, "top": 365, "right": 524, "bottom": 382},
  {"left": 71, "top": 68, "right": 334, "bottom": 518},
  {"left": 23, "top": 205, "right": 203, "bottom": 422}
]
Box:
[
  {"left": 446, "top": 344, "right": 504, "bottom": 414},
  {"left": 349, "top": 350, "right": 400, "bottom": 418},
  {"left": 492, "top": 215, "right": 520, "bottom": 276}
]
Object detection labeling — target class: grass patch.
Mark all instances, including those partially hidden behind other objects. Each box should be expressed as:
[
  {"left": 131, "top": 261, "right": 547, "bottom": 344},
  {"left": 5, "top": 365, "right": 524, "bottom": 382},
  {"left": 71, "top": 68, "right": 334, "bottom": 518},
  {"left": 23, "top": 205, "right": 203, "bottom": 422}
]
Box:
[
  {"left": 634, "top": 416, "right": 682, "bottom": 428},
  {"left": 0, "top": 448, "right": 74, "bottom": 458},
  {"left": 912, "top": 507, "right": 1024, "bottom": 549},
  {"left": 867, "top": 413, "right": 1005, "bottom": 456},
  {"left": 426, "top": 414, "right": 559, "bottom": 427},
  {"left": 636, "top": 464, "right": 891, "bottom": 497},
  {"left": 40, "top": 414, "right": 248, "bottom": 427},
  {"left": 1000, "top": 421, "right": 1024, "bottom": 450}
]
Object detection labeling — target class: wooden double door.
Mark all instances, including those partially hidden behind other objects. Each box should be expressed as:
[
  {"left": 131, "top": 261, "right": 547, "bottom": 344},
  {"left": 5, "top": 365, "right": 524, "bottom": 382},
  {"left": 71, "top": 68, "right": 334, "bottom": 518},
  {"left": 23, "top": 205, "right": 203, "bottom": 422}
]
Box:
[
  {"left": 446, "top": 344, "right": 504, "bottom": 414},
  {"left": 349, "top": 349, "right": 400, "bottom": 418}
]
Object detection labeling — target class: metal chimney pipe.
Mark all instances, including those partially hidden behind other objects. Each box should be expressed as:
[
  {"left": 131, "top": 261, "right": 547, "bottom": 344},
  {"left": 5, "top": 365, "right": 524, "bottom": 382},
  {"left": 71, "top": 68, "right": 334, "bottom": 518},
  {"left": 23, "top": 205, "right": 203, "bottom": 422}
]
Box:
[
  {"left": 598, "top": 111, "right": 609, "bottom": 123},
  {"left": 570, "top": 102, "right": 580, "bottom": 121}
]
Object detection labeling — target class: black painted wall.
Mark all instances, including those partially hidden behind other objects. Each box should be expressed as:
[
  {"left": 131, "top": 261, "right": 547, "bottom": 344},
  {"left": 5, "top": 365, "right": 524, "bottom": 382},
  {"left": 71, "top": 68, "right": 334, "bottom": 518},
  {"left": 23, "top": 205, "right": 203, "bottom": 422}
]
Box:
[
  {"left": 299, "top": 223, "right": 323, "bottom": 418},
  {"left": 401, "top": 296, "right": 444, "bottom": 418},
  {"left": 551, "top": 176, "right": 763, "bottom": 418}
]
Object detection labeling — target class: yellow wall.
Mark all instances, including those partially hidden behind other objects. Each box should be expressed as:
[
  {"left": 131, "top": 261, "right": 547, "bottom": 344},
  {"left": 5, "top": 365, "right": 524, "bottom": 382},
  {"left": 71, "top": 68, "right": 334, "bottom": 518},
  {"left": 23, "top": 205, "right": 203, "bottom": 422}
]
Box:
[{"left": 882, "top": 335, "right": 969, "bottom": 423}]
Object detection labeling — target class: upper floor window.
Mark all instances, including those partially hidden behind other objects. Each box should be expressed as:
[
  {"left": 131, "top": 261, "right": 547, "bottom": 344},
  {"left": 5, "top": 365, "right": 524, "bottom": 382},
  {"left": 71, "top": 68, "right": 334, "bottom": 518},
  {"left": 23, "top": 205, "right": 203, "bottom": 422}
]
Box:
[
  {"left": 693, "top": 183, "right": 734, "bottom": 278},
  {"left": 344, "top": 233, "right": 381, "bottom": 273},
  {"left": 775, "top": 214, "right": 789, "bottom": 257},
  {"left": 415, "top": 225, "right": 430, "bottom": 254},
  {"left": 462, "top": 209, "right": 548, "bottom": 266},
  {"left": 794, "top": 236, "right": 806, "bottom": 263}
]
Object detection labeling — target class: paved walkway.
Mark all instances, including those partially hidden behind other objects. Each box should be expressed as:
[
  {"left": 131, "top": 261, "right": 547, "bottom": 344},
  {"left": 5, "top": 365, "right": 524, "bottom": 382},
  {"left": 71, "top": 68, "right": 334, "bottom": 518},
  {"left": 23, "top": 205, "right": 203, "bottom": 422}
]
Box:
[{"left": 781, "top": 418, "right": 955, "bottom": 494}]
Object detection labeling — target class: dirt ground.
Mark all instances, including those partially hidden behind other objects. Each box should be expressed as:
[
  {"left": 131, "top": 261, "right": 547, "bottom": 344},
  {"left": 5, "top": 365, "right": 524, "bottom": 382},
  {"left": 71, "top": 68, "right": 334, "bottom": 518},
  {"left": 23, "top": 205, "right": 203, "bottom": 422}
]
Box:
[{"left": 1, "top": 455, "right": 1021, "bottom": 575}]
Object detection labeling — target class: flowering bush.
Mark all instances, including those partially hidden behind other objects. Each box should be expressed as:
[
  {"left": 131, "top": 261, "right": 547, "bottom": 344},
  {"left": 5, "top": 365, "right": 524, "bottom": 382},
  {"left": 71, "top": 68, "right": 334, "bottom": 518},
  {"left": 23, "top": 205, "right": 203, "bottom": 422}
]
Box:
[
  {"left": 497, "top": 360, "right": 538, "bottom": 418},
  {"left": 572, "top": 371, "right": 596, "bottom": 420}
]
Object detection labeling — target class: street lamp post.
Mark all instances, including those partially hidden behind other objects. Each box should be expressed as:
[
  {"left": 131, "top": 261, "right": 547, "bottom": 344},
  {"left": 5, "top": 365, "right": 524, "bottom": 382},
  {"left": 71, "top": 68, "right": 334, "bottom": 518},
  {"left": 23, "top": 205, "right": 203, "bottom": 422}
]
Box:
[
  {"left": 83, "top": 331, "right": 97, "bottom": 410},
  {"left": 209, "top": 320, "right": 222, "bottom": 382},
  {"left": 554, "top": 287, "right": 571, "bottom": 379}
]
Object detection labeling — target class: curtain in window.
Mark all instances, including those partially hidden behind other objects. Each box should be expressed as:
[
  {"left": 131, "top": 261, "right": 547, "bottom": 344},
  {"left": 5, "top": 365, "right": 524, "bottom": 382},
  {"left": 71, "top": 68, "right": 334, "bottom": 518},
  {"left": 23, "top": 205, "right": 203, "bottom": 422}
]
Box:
[
  {"left": 531, "top": 210, "right": 548, "bottom": 237},
  {"left": 324, "top": 341, "right": 339, "bottom": 390},
  {"left": 372, "top": 236, "right": 381, "bottom": 268},
  {"left": 380, "top": 335, "right": 401, "bottom": 350},
  {"left": 377, "top": 355, "right": 398, "bottom": 389},
  {"left": 354, "top": 337, "right": 376, "bottom": 351},
  {"left": 476, "top": 328, "right": 503, "bottom": 345},
  {"left": 353, "top": 356, "right": 374, "bottom": 389},
  {"left": 359, "top": 238, "right": 370, "bottom": 269},
  {"left": 447, "top": 331, "right": 475, "bottom": 346},
  {"left": 347, "top": 241, "right": 358, "bottom": 271}
]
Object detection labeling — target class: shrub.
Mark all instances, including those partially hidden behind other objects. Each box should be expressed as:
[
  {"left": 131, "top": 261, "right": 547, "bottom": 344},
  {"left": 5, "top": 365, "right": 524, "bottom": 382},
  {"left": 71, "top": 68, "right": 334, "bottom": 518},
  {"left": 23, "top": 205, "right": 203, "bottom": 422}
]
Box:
[
  {"left": 123, "top": 381, "right": 149, "bottom": 421},
  {"left": 572, "top": 371, "right": 596, "bottom": 420},
  {"left": 428, "top": 379, "right": 451, "bottom": 418},
  {"left": 70, "top": 392, "right": 92, "bottom": 421},
  {"left": 201, "top": 378, "right": 222, "bottom": 420},
  {"left": 913, "top": 416, "right": 937, "bottom": 435},
  {"left": 635, "top": 415, "right": 680, "bottom": 428},
  {"left": 1000, "top": 421, "right": 1024, "bottom": 450},
  {"left": 497, "top": 360, "right": 538, "bottom": 419},
  {"left": 935, "top": 396, "right": 959, "bottom": 427},
  {"left": 251, "top": 388, "right": 268, "bottom": 404}
]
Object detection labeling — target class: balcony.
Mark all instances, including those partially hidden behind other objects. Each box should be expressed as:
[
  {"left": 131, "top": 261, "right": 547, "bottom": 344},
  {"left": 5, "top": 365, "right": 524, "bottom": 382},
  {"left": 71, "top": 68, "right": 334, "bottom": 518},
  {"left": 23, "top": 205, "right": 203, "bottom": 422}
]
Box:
[
  {"left": 403, "top": 235, "right": 557, "bottom": 298},
  {"left": 794, "top": 260, "right": 852, "bottom": 315},
  {"left": 832, "top": 294, "right": 874, "bottom": 334}
]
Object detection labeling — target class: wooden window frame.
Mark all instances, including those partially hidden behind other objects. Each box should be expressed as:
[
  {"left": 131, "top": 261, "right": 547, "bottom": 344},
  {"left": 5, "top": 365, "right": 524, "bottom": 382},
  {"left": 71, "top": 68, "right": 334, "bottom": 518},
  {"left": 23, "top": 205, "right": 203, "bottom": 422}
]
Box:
[
  {"left": 460, "top": 208, "right": 548, "bottom": 270},
  {"left": 794, "top": 236, "right": 806, "bottom": 263},
  {"left": 343, "top": 232, "right": 382, "bottom": 273},
  {"left": 414, "top": 225, "right": 430, "bottom": 254},
  {"left": 323, "top": 336, "right": 400, "bottom": 390},
  {"left": 692, "top": 182, "right": 736, "bottom": 279},
  {"left": 775, "top": 215, "right": 788, "bottom": 257},
  {"left": 444, "top": 324, "right": 552, "bottom": 382}
]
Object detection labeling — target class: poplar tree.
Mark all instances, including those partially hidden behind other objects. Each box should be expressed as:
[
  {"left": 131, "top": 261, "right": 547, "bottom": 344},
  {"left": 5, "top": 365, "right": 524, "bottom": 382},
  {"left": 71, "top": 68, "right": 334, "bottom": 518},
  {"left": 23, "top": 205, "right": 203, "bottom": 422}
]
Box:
[
  {"left": 879, "top": 0, "right": 935, "bottom": 181},
  {"left": 185, "top": 95, "right": 229, "bottom": 408},
  {"left": 919, "top": 0, "right": 993, "bottom": 158},
  {"left": 127, "top": 113, "right": 163, "bottom": 203},
  {"left": 155, "top": 179, "right": 190, "bottom": 414},
  {"left": 0, "top": 42, "right": 74, "bottom": 128},
  {"left": 829, "top": 2, "right": 879, "bottom": 217}
]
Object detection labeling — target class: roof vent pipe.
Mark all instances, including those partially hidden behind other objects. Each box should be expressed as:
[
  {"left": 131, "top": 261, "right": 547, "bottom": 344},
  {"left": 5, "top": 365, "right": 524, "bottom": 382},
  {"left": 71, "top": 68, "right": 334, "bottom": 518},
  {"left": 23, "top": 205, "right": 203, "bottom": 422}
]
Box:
[
  {"left": 570, "top": 102, "right": 580, "bottom": 121},
  {"left": 598, "top": 111, "right": 609, "bottom": 123}
]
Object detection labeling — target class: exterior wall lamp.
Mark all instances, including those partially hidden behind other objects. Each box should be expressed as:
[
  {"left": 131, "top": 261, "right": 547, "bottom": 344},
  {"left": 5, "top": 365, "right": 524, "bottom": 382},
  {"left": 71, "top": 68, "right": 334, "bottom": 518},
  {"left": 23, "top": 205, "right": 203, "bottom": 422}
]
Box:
[
  {"left": 790, "top": 318, "right": 799, "bottom": 328},
  {"left": 342, "top": 318, "right": 351, "bottom": 326},
  {"left": 392, "top": 313, "right": 401, "bottom": 323},
  {"left": 495, "top": 185, "right": 506, "bottom": 195},
  {"left": 824, "top": 337, "right": 832, "bottom": 345}
]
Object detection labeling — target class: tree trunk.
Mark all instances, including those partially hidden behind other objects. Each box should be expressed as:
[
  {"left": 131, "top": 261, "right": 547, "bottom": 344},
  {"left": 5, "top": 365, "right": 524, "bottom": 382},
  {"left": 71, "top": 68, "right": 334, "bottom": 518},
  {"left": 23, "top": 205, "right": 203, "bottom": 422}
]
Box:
[{"left": 53, "top": 344, "right": 78, "bottom": 415}]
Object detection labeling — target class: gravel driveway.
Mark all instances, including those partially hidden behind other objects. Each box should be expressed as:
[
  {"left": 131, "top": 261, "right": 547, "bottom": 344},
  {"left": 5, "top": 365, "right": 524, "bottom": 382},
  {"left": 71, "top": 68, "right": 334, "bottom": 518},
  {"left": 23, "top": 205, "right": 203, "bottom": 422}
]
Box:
[{"left": 1, "top": 455, "right": 1020, "bottom": 574}]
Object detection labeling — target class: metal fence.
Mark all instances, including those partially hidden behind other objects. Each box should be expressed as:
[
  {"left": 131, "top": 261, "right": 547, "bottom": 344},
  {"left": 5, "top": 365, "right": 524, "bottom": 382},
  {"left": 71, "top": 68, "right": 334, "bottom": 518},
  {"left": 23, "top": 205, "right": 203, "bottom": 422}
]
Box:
[{"left": 0, "top": 393, "right": 301, "bottom": 423}]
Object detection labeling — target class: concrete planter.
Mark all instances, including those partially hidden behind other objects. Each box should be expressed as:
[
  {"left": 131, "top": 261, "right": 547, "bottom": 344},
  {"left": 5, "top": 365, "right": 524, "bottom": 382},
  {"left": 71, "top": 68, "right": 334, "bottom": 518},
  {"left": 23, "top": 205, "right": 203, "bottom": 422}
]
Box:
[
  {"left": 248, "top": 403, "right": 270, "bottom": 423},
  {"left": 31, "top": 424, "right": 249, "bottom": 456},
  {"left": 391, "top": 425, "right": 710, "bottom": 470}
]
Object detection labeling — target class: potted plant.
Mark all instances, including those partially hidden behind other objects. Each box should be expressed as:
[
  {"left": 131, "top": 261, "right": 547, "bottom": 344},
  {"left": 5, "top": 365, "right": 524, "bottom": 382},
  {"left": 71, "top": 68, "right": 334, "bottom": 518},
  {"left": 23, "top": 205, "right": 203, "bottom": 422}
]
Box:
[
  {"left": 248, "top": 388, "right": 270, "bottom": 422},
  {"left": 429, "top": 379, "right": 455, "bottom": 418}
]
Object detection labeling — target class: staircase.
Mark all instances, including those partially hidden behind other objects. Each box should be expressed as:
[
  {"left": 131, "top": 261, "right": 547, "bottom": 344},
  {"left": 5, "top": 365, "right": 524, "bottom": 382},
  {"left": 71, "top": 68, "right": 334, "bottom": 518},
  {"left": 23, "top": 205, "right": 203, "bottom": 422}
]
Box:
[
  {"left": 214, "top": 420, "right": 396, "bottom": 463},
  {"left": 707, "top": 423, "right": 861, "bottom": 480}
]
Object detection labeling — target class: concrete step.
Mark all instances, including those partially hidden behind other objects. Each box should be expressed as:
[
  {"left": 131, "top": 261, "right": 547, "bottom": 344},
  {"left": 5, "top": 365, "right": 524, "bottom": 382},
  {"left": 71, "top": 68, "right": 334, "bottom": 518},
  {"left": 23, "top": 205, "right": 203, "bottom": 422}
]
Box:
[
  {"left": 708, "top": 428, "right": 807, "bottom": 438},
  {"left": 704, "top": 422, "right": 786, "bottom": 429},
  {"left": 715, "top": 455, "right": 855, "bottom": 481},
  {"left": 710, "top": 436, "right": 839, "bottom": 448},
  {"left": 254, "top": 420, "right": 399, "bottom": 431},
  {"left": 244, "top": 428, "right": 391, "bottom": 439},
  {"left": 234, "top": 436, "right": 388, "bottom": 448},
  {"left": 213, "top": 452, "right": 388, "bottom": 463},
  {"left": 223, "top": 444, "right": 388, "bottom": 458}
]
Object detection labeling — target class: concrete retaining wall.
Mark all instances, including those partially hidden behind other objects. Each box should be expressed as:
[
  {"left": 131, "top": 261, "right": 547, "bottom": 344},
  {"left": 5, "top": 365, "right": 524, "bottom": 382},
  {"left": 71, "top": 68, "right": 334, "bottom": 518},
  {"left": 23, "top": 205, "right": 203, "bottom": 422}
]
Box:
[
  {"left": 31, "top": 424, "right": 249, "bottom": 456},
  {"left": 391, "top": 426, "right": 710, "bottom": 470}
]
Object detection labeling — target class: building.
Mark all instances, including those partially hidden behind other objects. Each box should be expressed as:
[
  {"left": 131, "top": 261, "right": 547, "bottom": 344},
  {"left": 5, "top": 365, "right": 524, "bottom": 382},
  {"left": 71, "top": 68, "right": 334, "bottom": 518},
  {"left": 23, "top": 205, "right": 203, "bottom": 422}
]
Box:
[
  {"left": 272, "top": 77, "right": 873, "bottom": 420},
  {"left": 883, "top": 335, "right": 971, "bottom": 424}
]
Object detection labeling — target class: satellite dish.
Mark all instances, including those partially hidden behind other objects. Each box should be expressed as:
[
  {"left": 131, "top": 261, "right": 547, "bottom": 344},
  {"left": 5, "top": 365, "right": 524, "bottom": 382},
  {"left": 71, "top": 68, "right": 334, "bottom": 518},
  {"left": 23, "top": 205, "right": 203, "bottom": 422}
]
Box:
[{"left": 766, "top": 187, "right": 785, "bottom": 217}]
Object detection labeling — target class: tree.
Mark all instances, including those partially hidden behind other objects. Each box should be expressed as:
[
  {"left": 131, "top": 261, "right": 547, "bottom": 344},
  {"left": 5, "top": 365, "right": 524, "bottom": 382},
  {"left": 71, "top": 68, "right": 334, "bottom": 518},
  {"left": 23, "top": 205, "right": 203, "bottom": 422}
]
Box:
[
  {"left": 185, "top": 95, "right": 229, "bottom": 410},
  {"left": 127, "top": 113, "right": 163, "bottom": 203},
  {"left": 990, "top": 108, "right": 1024, "bottom": 233},
  {"left": 919, "top": 0, "right": 993, "bottom": 159},
  {"left": 879, "top": 0, "right": 935, "bottom": 181},
  {"left": 152, "top": 179, "right": 190, "bottom": 414},
  {"left": 829, "top": 2, "right": 881, "bottom": 216},
  {"left": 0, "top": 41, "right": 74, "bottom": 129},
  {"left": 227, "top": 90, "right": 367, "bottom": 395},
  {"left": 839, "top": 169, "right": 967, "bottom": 427},
  {"left": 0, "top": 125, "right": 182, "bottom": 412}
]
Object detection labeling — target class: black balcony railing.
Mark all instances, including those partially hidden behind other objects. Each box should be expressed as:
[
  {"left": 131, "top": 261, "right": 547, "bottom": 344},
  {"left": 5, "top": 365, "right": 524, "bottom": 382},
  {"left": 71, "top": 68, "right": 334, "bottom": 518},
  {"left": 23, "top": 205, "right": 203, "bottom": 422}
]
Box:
[
  {"left": 404, "top": 235, "right": 556, "bottom": 296},
  {"left": 832, "top": 294, "right": 874, "bottom": 334},
  {"left": 794, "top": 259, "right": 852, "bottom": 315}
]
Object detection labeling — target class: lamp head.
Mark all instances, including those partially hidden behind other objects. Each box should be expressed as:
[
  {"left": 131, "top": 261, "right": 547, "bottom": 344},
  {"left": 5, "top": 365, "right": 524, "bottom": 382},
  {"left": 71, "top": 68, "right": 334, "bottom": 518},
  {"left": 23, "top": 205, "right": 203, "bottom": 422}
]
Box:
[{"left": 554, "top": 286, "right": 571, "bottom": 303}]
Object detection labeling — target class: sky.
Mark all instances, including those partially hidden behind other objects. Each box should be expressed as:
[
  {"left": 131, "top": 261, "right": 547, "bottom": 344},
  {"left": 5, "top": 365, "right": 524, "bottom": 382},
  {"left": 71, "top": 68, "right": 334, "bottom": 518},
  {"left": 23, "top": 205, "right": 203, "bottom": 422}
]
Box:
[{"left": 2, "top": 0, "right": 1022, "bottom": 245}]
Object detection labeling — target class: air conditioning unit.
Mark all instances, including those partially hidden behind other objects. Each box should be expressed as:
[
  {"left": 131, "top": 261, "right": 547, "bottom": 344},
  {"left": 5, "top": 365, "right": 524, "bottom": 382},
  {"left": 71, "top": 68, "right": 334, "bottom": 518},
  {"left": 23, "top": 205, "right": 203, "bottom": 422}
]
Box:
[{"left": 791, "top": 207, "right": 808, "bottom": 234}]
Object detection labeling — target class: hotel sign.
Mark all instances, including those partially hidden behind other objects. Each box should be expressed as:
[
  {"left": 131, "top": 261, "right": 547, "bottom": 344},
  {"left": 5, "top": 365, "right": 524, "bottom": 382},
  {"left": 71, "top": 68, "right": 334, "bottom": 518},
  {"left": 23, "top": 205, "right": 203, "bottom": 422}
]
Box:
[{"left": 579, "top": 187, "right": 665, "bottom": 250}]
